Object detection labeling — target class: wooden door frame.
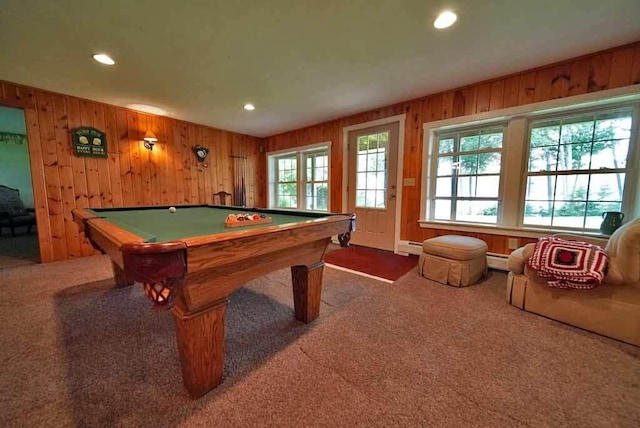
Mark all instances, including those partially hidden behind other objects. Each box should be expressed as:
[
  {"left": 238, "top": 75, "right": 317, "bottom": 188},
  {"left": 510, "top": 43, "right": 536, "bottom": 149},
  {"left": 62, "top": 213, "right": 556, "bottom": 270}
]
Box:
[{"left": 341, "top": 114, "right": 406, "bottom": 254}]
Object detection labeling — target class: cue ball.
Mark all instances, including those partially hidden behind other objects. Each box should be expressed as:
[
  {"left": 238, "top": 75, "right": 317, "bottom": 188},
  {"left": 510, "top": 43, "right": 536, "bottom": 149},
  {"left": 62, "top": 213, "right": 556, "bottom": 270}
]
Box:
[{"left": 169, "top": 207, "right": 176, "bottom": 213}]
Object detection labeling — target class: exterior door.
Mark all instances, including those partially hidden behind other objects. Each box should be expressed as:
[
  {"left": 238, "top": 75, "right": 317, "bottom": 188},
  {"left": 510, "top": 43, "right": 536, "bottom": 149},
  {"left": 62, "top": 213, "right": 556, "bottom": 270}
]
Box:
[{"left": 347, "top": 122, "right": 399, "bottom": 251}]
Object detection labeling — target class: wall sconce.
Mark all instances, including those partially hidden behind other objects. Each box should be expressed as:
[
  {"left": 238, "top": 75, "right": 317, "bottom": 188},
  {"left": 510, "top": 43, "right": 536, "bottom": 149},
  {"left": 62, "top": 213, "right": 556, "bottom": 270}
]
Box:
[{"left": 143, "top": 131, "right": 158, "bottom": 150}]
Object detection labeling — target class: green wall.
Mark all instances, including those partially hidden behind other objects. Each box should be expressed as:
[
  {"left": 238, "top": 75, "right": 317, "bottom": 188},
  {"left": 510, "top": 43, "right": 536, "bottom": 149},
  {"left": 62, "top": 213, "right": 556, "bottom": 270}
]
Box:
[{"left": 0, "top": 106, "right": 33, "bottom": 208}]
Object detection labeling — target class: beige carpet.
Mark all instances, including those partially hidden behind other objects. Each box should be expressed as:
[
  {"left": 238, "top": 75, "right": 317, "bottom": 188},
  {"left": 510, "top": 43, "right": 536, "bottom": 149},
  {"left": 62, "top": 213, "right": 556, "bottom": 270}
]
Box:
[{"left": 1, "top": 256, "right": 638, "bottom": 427}]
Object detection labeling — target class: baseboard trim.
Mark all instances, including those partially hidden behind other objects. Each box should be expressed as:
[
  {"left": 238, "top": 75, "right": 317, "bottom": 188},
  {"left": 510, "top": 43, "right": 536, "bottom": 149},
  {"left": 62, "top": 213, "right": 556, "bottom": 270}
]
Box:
[{"left": 397, "top": 240, "right": 510, "bottom": 271}]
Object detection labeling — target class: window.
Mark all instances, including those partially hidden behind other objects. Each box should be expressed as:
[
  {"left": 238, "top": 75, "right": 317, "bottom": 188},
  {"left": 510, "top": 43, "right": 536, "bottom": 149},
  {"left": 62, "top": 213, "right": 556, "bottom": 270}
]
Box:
[
  {"left": 422, "top": 91, "right": 640, "bottom": 234},
  {"left": 524, "top": 109, "right": 632, "bottom": 229},
  {"left": 356, "top": 131, "right": 388, "bottom": 208},
  {"left": 268, "top": 143, "right": 330, "bottom": 211},
  {"left": 276, "top": 155, "right": 297, "bottom": 208},
  {"left": 431, "top": 126, "right": 504, "bottom": 224},
  {"left": 304, "top": 150, "right": 329, "bottom": 210}
]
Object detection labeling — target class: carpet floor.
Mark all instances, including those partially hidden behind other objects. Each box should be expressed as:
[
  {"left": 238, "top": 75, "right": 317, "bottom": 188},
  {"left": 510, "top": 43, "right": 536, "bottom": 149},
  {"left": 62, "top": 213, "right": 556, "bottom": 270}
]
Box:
[{"left": 1, "top": 256, "right": 638, "bottom": 427}]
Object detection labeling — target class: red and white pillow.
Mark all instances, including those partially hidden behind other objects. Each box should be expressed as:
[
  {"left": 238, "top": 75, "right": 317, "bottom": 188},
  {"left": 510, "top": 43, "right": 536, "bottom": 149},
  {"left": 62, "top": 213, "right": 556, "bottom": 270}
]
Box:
[{"left": 527, "top": 237, "right": 608, "bottom": 289}]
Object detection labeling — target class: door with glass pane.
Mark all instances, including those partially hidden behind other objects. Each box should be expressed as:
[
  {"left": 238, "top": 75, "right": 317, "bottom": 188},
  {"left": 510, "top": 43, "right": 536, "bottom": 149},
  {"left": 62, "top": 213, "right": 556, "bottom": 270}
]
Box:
[{"left": 347, "top": 123, "right": 399, "bottom": 250}]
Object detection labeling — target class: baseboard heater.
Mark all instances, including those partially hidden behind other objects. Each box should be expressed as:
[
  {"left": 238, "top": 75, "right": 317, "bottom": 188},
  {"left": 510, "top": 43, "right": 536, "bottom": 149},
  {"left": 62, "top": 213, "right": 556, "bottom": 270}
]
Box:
[{"left": 397, "top": 241, "right": 510, "bottom": 272}]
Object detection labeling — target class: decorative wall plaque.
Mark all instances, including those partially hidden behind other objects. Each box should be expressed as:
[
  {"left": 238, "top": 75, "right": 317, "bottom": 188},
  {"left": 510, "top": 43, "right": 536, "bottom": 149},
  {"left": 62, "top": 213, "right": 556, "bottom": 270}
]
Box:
[
  {"left": 71, "top": 127, "right": 107, "bottom": 158},
  {"left": 193, "top": 145, "right": 209, "bottom": 162}
]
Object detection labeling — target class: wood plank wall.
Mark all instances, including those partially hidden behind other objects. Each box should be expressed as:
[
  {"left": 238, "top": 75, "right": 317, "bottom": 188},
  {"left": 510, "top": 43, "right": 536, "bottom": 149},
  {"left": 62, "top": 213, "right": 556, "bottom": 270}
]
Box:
[
  {"left": 261, "top": 42, "right": 640, "bottom": 254},
  {"left": 0, "top": 82, "right": 262, "bottom": 262}
]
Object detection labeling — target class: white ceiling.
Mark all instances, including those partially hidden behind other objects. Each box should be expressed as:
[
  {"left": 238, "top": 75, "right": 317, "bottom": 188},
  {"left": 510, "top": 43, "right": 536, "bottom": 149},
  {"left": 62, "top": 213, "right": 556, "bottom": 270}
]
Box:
[{"left": 1, "top": 0, "right": 639, "bottom": 137}]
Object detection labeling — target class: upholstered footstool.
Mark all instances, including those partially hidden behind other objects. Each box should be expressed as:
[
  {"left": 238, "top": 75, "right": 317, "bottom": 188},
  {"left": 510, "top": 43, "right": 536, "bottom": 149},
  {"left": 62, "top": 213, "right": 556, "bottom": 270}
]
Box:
[{"left": 418, "top": 235, "right": 488, "bottom": 287}]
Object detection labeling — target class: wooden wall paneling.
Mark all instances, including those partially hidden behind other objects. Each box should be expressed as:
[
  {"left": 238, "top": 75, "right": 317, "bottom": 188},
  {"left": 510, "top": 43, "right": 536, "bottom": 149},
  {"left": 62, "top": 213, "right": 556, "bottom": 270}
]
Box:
[
  {"left": 156, "top": 117, "right": 171, "bottom": 206},
  {"left": 533, "top": 68, "right": 553, "bottom": 103},
  {"left": 502, "top": 75, "right": 520, "bottom": 108},
  {"left": 587, "top": 52, "right": 613, "bottom": 92},
  {"left": 51, "top": 93, "right": 82, "bottom": 259},
  {"left": 116, "top": 108, "right": 134, "bottom": 207},
  {"left": 550, "top": 64, "right": 571, "bottom": 100},
  {"left": 452, "top": 90, "right": 466, "bottom": 117},
  {"left": 517, "top": 71, "right": 537, "bottom": 105},
  {"left": 65, "top": 97, "right": 94, "bottom": 256},
  {"left": 568, "top": 58, "right": 591, "bottom": 97},
  {"left": 146, "top": 114, "right": 161, "bottom": 206},
  {"left": 126, "top": 111, "right": 145, "bottom": 205},
  {"left": 441, "top": 91, "right": 454, "bottom": 119},
  {"left": 1, "top": 82, "right": 36, "bottom": 109},
  {"left": 461, "top": 87, "right": 477, "bottom": 116},
  {"left": 136, "top": 114, "right": 153, "bottom": 206},
  {"left": 159, "top": 119, "right": 173, "bottom": 205},
  {"left": 608, "top": 46, "right": 635, "bottom": 88},
  {"left": 207, "top": 128, "right": 220, "bottom": 193},
  {"left": 489, "top": 80, "right": 505, "bottom": 111},
  {"left": 104, "top": 106, "right": 123, "bottom": 207},
  {"left": 201, "top": 128, "right": 214, "bottom": 203},
  {"left": 92, "top": 102, "right": 113, "bottom": 207},
  {"left": 37, "top": 92, "right": 68, "bottom": 261},
  {"left": 186, "top": 124, "right": 199, "bottom": 203},
  {"left": 78, "top": 100, "right": 102, "bottom": 209},
  {"left": 220, "top": 132, "right": 232, "bottom": 194},
  {"left": 422, "top": 93, "right": 443, "bottom": 122},
  {"left": 178, "top": 122, "right": 193, "bottom": 204},
  {"left": 170, "top": 120, "right": 186, "bottom": 204},
  {"left": 24, "top": 98, "right": 54, "bottom": 262},
  {"left": 632, "top": 44, "right": 640, "bottom": 85},
  {"left": 191, "top": 125, "right": 205, "bottom": 203},
  {"left": 475, "top": 83, "right": 491, "bottom": 113}
]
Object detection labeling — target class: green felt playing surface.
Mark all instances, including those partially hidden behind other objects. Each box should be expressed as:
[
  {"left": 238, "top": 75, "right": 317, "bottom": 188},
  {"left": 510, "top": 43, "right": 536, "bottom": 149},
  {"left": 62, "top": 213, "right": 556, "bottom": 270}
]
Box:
[{"left": 87, "top": 206, "right": 329, "bottom": 243}]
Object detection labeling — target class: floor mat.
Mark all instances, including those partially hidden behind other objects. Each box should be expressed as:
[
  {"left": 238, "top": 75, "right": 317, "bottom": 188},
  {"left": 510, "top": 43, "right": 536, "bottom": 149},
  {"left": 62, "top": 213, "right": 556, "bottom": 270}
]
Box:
[{"left": 324, "top": 245, "right": 418, "bottom": 281}]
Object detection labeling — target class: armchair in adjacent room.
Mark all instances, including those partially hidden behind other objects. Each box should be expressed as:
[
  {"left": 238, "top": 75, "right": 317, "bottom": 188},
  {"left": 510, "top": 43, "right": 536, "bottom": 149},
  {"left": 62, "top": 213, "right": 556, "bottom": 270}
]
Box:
[
  {"left": 506, "top": 217, "right": 640, "bottom": 346},
  {"left": 0, "top": 185, "right": 37, "bottom": 237}
]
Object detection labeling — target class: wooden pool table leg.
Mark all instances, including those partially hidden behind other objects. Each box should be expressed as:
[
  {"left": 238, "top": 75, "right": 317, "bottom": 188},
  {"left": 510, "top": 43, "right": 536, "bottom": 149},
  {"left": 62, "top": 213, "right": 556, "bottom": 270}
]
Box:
[
  {"left": 172, "top": 300, "right": 227, "bottom": 398},
  {"left": 291, "top": 261, "right": 324, "bottom": 323},
  {"left": 112, "top": 262, "right": 133, "bottom": 287}
]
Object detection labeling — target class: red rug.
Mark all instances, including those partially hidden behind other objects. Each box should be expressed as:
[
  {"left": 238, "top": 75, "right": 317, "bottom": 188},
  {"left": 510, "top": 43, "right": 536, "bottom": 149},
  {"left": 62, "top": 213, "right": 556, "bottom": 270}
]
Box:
[{"left": 324, "top": 245, "right": 418, "bottom": 281}]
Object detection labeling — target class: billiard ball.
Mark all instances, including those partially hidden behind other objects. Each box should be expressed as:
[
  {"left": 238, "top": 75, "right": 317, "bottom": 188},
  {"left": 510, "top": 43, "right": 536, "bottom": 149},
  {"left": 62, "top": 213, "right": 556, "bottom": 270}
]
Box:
[{"left": 169, "top": 207, "right": 177, "bottom": 213}]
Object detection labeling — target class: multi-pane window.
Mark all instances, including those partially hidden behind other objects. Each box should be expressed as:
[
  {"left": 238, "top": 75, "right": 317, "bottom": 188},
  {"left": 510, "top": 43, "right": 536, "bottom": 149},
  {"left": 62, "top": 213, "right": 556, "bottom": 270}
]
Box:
[
  {"left": 524, "top": 109, "right": 632, "bottom": 229},
  {"left": 431, "top": 127, "right": 504, "bottom": 223},
  {"left": 276, "top": 155, "right": 297, "bottom": 208},
  {"left": 269, "top": 144, "right": 330, "bottom": 211},
  {"left": 304, "top": 150, "right": 329, "bottom": 210},
  {"left": 356, "top": 131, "right": 388, "bottom": 208}
]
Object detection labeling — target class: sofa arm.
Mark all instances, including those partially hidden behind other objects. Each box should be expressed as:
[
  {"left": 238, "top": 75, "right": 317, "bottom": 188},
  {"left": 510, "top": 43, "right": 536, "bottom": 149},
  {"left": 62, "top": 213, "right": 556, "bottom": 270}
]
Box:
[{"left": 508, "top": 243, "right": 536, "bottom": 274}]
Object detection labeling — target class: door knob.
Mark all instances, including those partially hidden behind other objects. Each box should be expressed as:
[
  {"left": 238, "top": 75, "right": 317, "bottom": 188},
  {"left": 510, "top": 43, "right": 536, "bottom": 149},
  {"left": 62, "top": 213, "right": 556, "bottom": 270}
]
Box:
[{"left": 389, "top": 193, "right": 396, "bottom": 199}]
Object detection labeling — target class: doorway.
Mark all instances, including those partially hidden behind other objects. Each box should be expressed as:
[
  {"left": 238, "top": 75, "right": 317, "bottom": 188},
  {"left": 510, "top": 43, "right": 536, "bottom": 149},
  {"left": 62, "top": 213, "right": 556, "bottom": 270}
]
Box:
[
  {"left": 0, "top": 105, "right": 39, "bottom": 268},
  {"left": 346, "top": 122, "right": 400, "bottom": 251}
]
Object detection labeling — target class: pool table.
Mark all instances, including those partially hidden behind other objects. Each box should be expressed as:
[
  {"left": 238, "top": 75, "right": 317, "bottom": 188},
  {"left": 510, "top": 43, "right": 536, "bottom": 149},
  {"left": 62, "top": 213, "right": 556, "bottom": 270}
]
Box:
[{"left": 72, "top": 205, "right": 355, "bottom": 398}]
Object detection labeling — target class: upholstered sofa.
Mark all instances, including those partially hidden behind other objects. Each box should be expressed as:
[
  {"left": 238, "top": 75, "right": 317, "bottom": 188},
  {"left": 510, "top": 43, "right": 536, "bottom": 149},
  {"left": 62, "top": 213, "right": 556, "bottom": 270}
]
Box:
[
  {"left": 507, "top": 217, "right": 640, "bottom": 346},
  {"left": 0, "top": 185, "right": 36, "bottom": 237}
]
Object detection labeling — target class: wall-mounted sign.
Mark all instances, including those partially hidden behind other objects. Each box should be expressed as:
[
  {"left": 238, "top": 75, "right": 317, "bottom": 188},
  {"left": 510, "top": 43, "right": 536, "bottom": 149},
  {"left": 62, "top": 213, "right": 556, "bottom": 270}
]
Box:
[
  {"left": 0, "top": 132, "right": 27, "bottom": 145},
  {"left": 71, "top": 127, "right": 107, "bottom": 158},
  {"left": 193, "top": 145, "right": 209, "bottom": 162}
]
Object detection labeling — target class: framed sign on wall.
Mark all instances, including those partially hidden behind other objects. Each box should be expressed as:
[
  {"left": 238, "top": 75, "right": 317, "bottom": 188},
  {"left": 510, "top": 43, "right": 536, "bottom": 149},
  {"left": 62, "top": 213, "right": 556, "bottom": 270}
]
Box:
[{"left": 71, "top": 127, "right": 107, "bottom": 158}]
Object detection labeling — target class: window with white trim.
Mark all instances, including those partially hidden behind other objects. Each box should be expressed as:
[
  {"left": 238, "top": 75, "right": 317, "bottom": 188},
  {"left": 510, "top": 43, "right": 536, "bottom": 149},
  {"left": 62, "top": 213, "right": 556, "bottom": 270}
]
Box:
[
  {"left": 431, "top": 126, "right": 505, "bottom": 224},
  {"left": 268, "top": 143, "right": 330, "bottom": 211},
  {"left": 524, "top": 108, "right": 632, "bottom": 229},
  {"left": 423, "top": 97, "right": 640, "bottom": 233}
]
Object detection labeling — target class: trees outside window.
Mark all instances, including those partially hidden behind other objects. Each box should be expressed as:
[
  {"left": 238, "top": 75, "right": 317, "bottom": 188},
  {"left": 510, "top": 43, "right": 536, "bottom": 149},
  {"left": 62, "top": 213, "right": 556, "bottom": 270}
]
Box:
[
  {"left": 525, "top": 109, "right": 631, "bottom": 229},
  {"left": 431, "top": 126, "right": 504, "bottom": 224},
  {"left": 424, "top": 98, "right": 639, "bottom": 233},
  {"left": 269, "top": 143, "right": 330, "bottom": 211}
]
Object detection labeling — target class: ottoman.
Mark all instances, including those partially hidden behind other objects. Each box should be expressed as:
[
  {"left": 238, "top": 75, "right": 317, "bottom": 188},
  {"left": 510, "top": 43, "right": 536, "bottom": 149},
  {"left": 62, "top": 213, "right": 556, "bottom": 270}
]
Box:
[{"left": 418, "top": 235, "right": 488, "bottom": 287}]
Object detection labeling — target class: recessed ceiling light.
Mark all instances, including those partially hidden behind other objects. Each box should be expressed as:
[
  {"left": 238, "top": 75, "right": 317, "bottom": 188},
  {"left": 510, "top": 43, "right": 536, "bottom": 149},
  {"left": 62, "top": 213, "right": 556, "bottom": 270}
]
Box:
[
  {"left": 434, "top": 11, "right": 457, "bottom": 29},
  {"left": 92, "top": 53, "right": 115, "bottom": 65},
  {"left": 244, "top": 103, "right": 255, "bottom": 111},
  {"left": 126, "top": 104, "right": 167, "bottom": 116}
]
